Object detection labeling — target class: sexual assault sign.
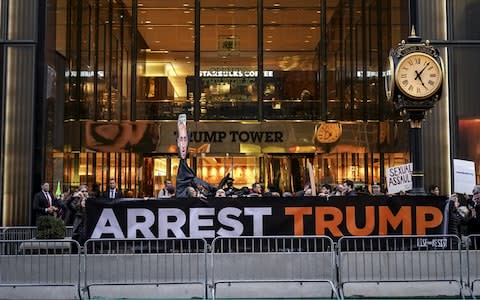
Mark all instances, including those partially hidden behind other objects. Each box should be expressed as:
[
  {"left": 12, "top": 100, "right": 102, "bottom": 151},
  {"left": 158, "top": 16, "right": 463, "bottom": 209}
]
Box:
[
  {"left": 85, "top": 196, "right": 448, "bottom": 240},
  {"left": 386, "top": 163, "right": 413, "bottom": 194}
]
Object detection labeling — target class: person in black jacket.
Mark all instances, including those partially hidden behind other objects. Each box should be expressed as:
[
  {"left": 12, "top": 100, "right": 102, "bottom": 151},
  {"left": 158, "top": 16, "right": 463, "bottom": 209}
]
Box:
[
  {"left": 467, "top": 187, "right": 480, "bottom": 234},
  {"left": 32, "top": 182, "right": 65, "bottom": 223},
  {"left": 68, "top": 185, "right": 89, "bottom": 245},
  {"left": 101, "top": 179, "right": 123, "bottom": 199},
  {"left": 175, "top": 114, "right": 217, "bottom": 198},
  {"left": 447, "top": 193, "right": 467, "bottom": 237}
]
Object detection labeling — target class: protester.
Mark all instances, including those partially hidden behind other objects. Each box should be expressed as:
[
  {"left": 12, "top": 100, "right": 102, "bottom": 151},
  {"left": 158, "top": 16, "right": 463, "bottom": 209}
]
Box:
[
  {"left": 69, "top": 185, "right": 89, "bottom": 245},
  {"left": 318, "top": 184, "right": 331, "bottom": 197},
  {"left": 175, "top": 114, "right": 217, "bottom": 198},
  {"left": 223, "top": 178, "right": 239, "bottom": 197},
  {"left": 215, "top": 189, "right": 226, "bottom": 197},
  {"left": 467, "top": 185, "right": 480, "bottom": 234},
  {"left": 447, "top": 193, "right": 468, "bottom": 237},
  {"left": 343, "top": 180, "right": 357, "bottom": 196},
  {"left": 428, "top": 184, "right": 440, "bottom": 196},
  {"left": 371, "top": 183, "right": 384, "bottom": 195},
  {"left": 158, "top": 179, "right": 175, "bottom": 198},
  {"left": 248, "top": 182, "right": 263, "bottom": 197}
]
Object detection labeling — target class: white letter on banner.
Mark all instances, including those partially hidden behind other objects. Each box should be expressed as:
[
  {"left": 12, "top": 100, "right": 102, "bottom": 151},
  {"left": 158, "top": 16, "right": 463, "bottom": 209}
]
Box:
[
  {"left": 127, "top": 208, "right": 155, "bottom": 238},
  {"left": 189, "top": 207, "right": 215, "bottom": 238},
  {"left": 244, "top": 207, "right": 272, "bottom": 236},
  {"left": 91, "top": 208, "right": 125, "bottom": 238},
  {"left": 217, "top": 207, "right": 244, "bottom": 236},
  {"left": 158, "top": 208, "right": 186, "bottom": 238}
]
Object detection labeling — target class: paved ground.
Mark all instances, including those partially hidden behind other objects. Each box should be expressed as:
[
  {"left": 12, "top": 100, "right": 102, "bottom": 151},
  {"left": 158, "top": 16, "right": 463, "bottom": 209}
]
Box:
[{"left": 0, "top": 281, "right": 474, "bottom": 300}]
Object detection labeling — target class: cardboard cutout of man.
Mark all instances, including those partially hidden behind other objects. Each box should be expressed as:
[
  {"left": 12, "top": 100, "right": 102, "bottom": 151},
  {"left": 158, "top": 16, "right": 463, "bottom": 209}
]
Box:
[{"left": 175, "top": 114, "right": 217, "bottom": 198}]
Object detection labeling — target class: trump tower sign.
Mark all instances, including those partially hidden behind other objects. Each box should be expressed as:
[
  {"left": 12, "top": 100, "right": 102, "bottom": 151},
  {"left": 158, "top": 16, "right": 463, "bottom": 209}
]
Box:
[{"left": 86, "top": 196, "right": 448, "bottom": 240}]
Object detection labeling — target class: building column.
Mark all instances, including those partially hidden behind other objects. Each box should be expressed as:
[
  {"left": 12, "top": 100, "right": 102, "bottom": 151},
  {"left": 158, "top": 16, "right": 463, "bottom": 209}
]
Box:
[
  {"left": 416, "top": 1, "right": 451, "bottom": 194},
  {"left": 1, "top": 0, "right": 39, "bottom": 225}
]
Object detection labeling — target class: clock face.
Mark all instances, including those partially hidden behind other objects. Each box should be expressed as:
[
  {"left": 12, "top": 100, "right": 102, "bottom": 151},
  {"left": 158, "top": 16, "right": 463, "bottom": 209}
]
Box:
[
  {"left": 384, "top": 56, "right": 395, "bottom": 101},
  {"left": 395, "top": 52, "right": 443, "bottom": 100},
  {"left": 315, "top": 123, "right": 342, "bottom": 144}
]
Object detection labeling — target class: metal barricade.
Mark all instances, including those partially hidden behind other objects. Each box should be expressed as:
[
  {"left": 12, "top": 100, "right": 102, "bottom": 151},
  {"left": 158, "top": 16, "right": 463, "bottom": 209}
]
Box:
[
  {"left": 467, "top": 234, "right": 480, "bottom": 299},
  {"left": 337, "top": 235, "right": 463, "bottom": 299},
  {"left": 1, "top": 226, "right": 74, "bottom": 240},
  {"left": 0, "top": 239, "right": 82, "bottom": 299},
  {"left": 210, "top": 236, "right": 339, "bottom": 300},
  {"left": 83, "top": 238, "right": 208, "bottom": 299}
]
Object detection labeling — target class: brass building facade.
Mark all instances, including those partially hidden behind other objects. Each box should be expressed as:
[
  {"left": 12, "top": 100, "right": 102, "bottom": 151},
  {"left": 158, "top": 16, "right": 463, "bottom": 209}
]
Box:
[{"left": 1, "top": 0, "right": 480, "bottom": 225}]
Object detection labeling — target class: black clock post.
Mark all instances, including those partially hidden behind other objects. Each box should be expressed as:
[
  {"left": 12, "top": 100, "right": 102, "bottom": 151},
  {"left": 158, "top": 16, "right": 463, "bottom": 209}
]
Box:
[
  {"left": 386, "top": 28, "right": 444, "bottom": 195},
  {"left": 407, "top": 110, "right": 428, "bottom": 195}
]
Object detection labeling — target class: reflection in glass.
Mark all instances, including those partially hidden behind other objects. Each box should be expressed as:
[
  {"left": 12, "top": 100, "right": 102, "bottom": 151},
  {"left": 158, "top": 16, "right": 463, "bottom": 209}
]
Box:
[
  {"left": 200, "top": 0, "right": 258, "bottom": 120},
  {"left": 135, "top": 1, "right": 194, "bottom": 120}
]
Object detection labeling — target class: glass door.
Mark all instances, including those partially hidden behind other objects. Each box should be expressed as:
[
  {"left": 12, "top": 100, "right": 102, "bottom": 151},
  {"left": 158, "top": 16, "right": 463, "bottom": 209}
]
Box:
[{"left": 197, "top": 154, "right": 260, "bottom": 188}]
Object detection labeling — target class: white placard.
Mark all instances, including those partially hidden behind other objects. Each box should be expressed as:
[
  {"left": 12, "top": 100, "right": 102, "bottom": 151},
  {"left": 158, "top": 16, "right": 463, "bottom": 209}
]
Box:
[
  {"left": 386, "top": 163, "right": 413, "bottom": 194},
  {"left": 307, "top": 161, "right": 316, "bottom": 196},
  {"left": 453, "top": 159, "right": 476, "bottom": 194}
]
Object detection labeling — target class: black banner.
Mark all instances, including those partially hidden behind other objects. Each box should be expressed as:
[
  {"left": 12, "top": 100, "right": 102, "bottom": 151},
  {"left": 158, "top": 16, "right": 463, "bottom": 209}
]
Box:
[{"left": 85, "top": 196, "right": 449, "bottom": 240}]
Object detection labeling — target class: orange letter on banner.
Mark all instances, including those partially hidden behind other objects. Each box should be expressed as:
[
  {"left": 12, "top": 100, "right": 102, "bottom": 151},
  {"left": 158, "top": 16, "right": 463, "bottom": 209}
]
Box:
[
  {"left": 416, "top": 206, "right": 443, "bottom": 234},
  {"left": 345, "top": 206, "right": 375, "bottom": 236},
  {"left": 378, "top": 206, "right": 412, "bottom": 235},
  {"left": 315, "top": 207, "right": 343, "bottom": 237},
  {"left": 285, "top": 207, "right": 312, "bottom": 236}
]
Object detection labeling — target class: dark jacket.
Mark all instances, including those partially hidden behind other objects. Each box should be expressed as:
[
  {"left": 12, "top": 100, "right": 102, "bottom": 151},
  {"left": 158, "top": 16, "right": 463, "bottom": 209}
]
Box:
[
  {"left": 32, "top": 190, "right": 65, "bottom": 221},
  {"left": 101, "top": 188, "right": 123, "bottom": 199}
]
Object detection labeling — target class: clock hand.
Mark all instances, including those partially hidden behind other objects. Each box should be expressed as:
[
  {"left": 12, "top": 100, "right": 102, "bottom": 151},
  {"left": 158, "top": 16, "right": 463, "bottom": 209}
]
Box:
[
  {"left": 415, "top": 72, "right": 428, "bottom": 90},
  {"left": 414, "top": 70, "right": 422, "bottom": 81},
  {"left": 414, "top": 62, "right": 430, "bottom": 80}
]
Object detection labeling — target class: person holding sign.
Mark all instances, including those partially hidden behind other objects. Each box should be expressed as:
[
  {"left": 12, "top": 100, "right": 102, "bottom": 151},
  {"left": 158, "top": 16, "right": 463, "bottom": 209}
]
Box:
[{"left": 175, "top": 114, "right": 227, "bottom": 198}]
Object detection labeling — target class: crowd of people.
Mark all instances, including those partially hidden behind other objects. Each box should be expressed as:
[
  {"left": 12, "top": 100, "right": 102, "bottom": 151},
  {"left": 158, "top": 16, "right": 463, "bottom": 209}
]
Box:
[
  {"left": 32, "top": 179, "right": 124, "bottom": 244},
  {"left": 33, "top": 175, "right": 480, "bottom": 241},
  {"left": 32, "top": 114, "right": 480, "bottom": 242}
]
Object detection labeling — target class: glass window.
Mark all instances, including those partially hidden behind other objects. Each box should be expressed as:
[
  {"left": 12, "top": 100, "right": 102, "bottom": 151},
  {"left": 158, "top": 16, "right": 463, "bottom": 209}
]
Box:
[
  {"left": 326, "top": 0, "right": 407, "bottom": 121},
  {"left": 7, "top": 0, "right": 36, "bottom": 41},
  {"left": 451, "top": 1, "right": 480, "bottom": 182},
  {"left": 136, "top": 0, "right": 194, "bottom": 121},
  {"left": 0, "top": 0, "right": 4, "bottom": 41},
  {"left": 200, "top": 0, "right": 258, "bottom": 120},
  {"left": 197, "top": 155, "right": 259, "bottom": 188},
  {"left": 263, "top": 0, "right": 321, "bottom": 120}
]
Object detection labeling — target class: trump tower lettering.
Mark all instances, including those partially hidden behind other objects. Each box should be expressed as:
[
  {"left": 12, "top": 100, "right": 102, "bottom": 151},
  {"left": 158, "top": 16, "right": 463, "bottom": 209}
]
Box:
[{"left": 86, "top": 196, "right": 448, "bottom": 239}]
